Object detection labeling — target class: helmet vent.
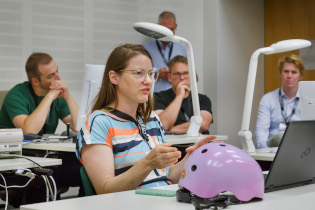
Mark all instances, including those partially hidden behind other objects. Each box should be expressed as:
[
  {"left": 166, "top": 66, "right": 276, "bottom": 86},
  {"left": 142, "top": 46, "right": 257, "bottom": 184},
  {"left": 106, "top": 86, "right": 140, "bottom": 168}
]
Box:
[
  {"left": 219, "top": 144, "right": 226, "bottom": 147},
  {"left": 191, "top": 165, "right": 197, "bottom": 171},
  {"left": 201, "top": 149, "right": 207, "bottom": 153}
]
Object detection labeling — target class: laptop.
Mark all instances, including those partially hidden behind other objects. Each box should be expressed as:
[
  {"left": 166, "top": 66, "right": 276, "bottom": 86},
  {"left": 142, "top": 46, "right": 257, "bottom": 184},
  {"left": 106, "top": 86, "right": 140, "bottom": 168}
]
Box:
[
  {"left": 299, "top": 81, "right": 315, "bottom": 120},
  {"left": 264, "top": 120, "right": 315, "bottom": 192}
]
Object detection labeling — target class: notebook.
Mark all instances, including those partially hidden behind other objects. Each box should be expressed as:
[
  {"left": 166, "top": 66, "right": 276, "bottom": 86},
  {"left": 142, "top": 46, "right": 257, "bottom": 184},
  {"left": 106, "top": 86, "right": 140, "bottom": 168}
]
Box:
[{"left": 264, "top": 120, "right": 315, "bottom": 192}]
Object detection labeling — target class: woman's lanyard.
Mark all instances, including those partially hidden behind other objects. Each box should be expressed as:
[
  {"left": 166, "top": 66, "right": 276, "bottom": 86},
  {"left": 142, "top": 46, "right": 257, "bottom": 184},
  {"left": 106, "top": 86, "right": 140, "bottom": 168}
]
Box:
[
  {"left": 156, "top": 40, "right": 173, "bottom": 65},
  {"left": 104, "top": 107, "right": 151, "bottom": 149},
  {"left": 279, "top": 89, "right": 299, "bottom": 124},
  {"left": 28, "top": 82, "right": 50, "bottom": 134}
]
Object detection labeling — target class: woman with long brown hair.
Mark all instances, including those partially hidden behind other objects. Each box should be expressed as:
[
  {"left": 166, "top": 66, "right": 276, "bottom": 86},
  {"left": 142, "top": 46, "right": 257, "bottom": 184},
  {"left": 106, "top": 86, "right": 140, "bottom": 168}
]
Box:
[{"left": 76, "top": 44, "right": 215, "bottom": 194}]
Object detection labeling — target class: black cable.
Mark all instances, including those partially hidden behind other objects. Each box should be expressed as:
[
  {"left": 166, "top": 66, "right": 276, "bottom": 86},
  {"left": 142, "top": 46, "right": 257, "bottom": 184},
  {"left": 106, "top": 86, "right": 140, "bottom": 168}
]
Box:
[
  {"left": 0, "top": 154, "right": 56, "bottom": 197},
  {"left": 0, "top": 154, "right": 42, "bottom": 168}
]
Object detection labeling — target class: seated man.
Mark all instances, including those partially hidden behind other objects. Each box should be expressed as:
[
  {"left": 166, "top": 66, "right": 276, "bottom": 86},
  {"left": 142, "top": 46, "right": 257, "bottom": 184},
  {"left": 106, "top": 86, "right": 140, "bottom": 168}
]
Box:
[
  {"left": 255, "top": 54, "right": 304, "bottom": 149},
  {"left": 154, "top": 55, "right": 213, "bottom": 134},
  {"left": 0, "top": 52, "right": 78, "bottom": 134},
  {"left": 0, "top": 52, "right": 83, "bottom": 205}
]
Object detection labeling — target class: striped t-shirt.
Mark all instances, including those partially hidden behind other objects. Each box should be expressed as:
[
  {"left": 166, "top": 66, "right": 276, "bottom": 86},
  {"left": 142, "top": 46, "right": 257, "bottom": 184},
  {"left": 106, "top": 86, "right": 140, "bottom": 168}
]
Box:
[{"left": 76, "top": 110, "right": 171, "bottom": 189}]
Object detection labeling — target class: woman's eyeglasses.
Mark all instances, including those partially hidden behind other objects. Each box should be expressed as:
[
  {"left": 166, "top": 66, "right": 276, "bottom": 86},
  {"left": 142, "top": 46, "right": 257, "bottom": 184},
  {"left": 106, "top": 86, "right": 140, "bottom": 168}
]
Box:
[{"left": 120, "top": 69, "right": 159, "bottom": 83}]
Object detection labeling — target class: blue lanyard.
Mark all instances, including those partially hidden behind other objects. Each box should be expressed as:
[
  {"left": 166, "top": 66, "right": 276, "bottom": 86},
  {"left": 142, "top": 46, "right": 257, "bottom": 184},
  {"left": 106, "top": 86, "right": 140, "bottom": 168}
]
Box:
[{"left": 278, "top": 89, "right": 299, "bottom": 124}]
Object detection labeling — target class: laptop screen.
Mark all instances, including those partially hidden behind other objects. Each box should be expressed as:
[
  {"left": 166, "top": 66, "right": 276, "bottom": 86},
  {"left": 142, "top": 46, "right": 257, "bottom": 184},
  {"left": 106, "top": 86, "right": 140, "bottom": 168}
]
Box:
[{"left": 265, "top": 120, "right": 315, "bottom": 192}]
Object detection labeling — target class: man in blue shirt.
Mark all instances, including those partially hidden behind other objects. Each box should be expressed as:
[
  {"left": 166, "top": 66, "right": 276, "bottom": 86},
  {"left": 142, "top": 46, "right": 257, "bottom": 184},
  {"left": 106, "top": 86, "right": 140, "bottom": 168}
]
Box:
[
  {"left": 255, "top": 54, "right": 304, "bottom": 148},
  {"left": 143, "top": 11, "right": 187, "bottom": 93}
]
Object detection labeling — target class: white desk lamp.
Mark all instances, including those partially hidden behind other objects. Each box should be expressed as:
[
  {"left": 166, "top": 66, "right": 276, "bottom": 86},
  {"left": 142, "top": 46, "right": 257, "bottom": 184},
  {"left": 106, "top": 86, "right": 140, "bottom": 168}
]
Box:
[
  {"left": 133, "top": 22, "right": 202, "bottom": 136},
  {"left": 238, "top": 39, "right": 311, "bottom": 152}
]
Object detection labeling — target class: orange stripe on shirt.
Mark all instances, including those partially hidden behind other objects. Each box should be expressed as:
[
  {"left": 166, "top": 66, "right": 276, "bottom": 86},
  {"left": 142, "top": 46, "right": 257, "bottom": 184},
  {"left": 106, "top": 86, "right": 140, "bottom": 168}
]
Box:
[
  {"left": 114, "top": 150, "right": 147, "bottom": 159},
  {"left": 104, "top": 127, "right": 139, "bottom": 148},
  {"left": 111, "top": 127, "right": 139, "bottom": 136},
  {"left": 151, "top": 136, "right": 158, "bottom": 146},
  {"left": 105, "top": 127, "right": 113, "bottom": 148},
  {"left": 85, "top": 114, "right": 92, "bottom": 133}
]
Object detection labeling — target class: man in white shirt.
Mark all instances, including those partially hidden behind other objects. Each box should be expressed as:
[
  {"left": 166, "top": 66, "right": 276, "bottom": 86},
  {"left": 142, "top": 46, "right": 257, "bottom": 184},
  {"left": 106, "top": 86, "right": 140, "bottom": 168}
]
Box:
[{"left": 255, "top": 54, "right": 304, "bottom": 148}]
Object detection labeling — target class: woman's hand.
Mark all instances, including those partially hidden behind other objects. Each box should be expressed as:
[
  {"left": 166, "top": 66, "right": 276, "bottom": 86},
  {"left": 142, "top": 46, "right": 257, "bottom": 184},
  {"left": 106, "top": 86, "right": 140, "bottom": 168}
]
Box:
[
  {"left": 185, "top": 135, "right": 217, "bottom": 154},
  {"left": 144, "top": 143, "right": 181, "bottom": 170}
]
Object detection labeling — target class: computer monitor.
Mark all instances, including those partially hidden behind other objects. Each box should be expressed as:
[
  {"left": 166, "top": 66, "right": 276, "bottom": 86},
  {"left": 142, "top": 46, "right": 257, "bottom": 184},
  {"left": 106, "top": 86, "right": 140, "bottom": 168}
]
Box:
[
  {"left": 299, "top": 81, "right": 315, "bottom": 120},
  {"left": 76, "top": 64, "right": 105, "bottom": 131}
]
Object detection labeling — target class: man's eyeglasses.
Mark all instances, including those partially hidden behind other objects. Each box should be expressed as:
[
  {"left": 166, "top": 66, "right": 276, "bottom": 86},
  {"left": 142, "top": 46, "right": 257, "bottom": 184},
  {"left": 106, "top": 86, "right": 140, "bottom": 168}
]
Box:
[
  {"left": 172, "top": 72, "right": 189, "bottom": 79},
  {"left": 120, "top": 69, "right": 159, "bottom": 83}
]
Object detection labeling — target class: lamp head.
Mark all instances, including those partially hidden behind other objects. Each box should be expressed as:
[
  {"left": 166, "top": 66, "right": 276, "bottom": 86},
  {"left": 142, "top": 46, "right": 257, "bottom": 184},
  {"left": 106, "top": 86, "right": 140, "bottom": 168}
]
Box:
[
  {"left": 133, "top": 22, "right": 174, "bottom": 42},
  {"left": 264, "top": 39, "right": 311, "bottom": 55}
]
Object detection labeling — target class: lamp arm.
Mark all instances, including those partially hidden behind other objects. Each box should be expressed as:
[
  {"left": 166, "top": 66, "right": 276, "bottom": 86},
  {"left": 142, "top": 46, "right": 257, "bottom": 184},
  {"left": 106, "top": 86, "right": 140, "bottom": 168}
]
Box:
[
  {"left": 174, "top": 36, "right": 202, "bottom": 136},
  {"left": 239, "top": 47, "right": 272, "bottom": 152}
]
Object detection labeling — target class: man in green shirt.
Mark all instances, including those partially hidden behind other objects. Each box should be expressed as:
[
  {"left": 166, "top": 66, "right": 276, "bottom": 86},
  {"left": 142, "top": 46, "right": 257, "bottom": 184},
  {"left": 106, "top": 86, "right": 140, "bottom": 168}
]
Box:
[
  {"left": 0, "top": 52, "right": 78, "bottom": 135},
  {"left": 0, "top": 53, "right": 83, "bottom": 205}
]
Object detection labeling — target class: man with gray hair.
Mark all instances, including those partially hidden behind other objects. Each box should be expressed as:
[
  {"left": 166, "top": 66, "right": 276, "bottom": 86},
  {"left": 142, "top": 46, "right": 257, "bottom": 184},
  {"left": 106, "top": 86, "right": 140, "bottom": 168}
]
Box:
[{"left": 143, "top": 11, "right": 187, "bottom": 92}]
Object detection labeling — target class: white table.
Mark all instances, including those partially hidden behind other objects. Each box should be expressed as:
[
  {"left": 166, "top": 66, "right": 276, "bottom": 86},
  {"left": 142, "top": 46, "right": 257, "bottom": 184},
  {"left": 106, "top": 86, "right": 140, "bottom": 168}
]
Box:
[
  {"left": 22, "top": 135, "right": 228, "bottom": 152},
  {"left": 23, "top": 141, "right": 76, "bottom": 152},
  {"left": 166, "top": 134, "right": 228, "bottom": 145},
  {"left": 248, "top": 148, "right": 277, "bottom": 161},
  {"left": 0, "top": 156, "right": 62, "bottom": 171},
  {"left": 20, "top": 183, "right": 315, "bottom": 210}
]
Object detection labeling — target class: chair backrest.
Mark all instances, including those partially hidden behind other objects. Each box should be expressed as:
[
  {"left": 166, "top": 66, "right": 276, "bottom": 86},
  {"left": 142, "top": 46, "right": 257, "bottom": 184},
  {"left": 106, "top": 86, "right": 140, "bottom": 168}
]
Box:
[
  {"left": 80, "top": 166, "right": 96, "bottom": 196},
  {"left": 76, "top": 64, "right": 105, "bottom": 131},
  {"left": 0, "top": 90, "right": 8, "bottom": 109}
]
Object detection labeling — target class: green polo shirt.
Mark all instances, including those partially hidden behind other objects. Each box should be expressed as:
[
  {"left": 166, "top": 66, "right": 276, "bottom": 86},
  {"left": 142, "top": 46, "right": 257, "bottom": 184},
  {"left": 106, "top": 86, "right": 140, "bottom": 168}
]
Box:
[{"left": 0, "top": 81, "right": 70, "bottom": 135}]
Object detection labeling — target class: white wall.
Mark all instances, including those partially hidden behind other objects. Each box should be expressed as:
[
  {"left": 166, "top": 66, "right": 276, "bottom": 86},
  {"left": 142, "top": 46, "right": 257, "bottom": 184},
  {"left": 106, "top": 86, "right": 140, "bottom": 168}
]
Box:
[
  {"left": 0, "top": 0, "right": 205, "bottom": 96},
  {"left": 0, "top": 0, "right": 205, "bottom": 133},
  {"left": 0, "top": 0, "right": 264, "bottom": 148},
  {"left": 203, "top": 0, "right": 264, "bottom": 147}
]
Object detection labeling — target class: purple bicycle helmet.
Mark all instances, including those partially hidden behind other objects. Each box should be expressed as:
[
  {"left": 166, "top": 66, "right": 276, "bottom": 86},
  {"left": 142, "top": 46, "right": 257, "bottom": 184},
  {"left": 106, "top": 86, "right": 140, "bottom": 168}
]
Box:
[{"left": 178, "top": 143, "right": 264, "bottom": 202}]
